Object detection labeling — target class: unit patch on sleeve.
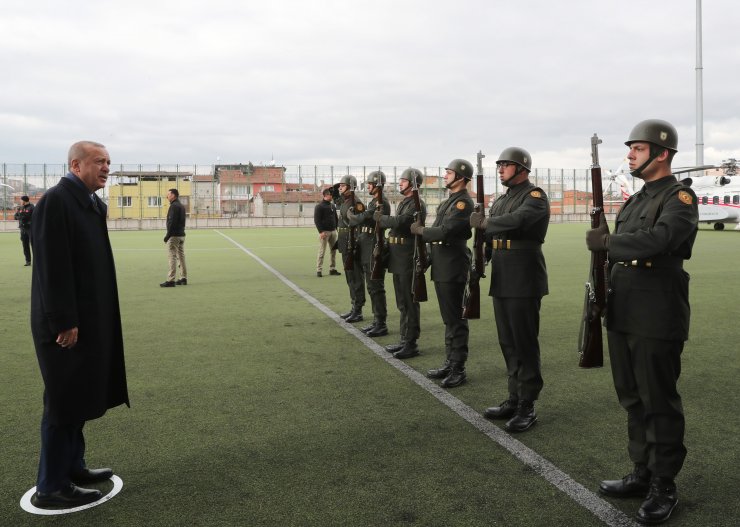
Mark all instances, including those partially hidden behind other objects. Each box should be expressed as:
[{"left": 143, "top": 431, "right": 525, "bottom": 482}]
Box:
[
  {"left": 677, "top": 190, "right": 693, "bottom": 205},
  {"left": 456, "top": 201, "right": 467, "bottom": 210}
]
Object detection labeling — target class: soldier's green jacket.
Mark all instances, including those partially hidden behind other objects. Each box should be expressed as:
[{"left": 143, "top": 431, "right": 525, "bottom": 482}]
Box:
[
  {"left": 485, "top": 180, "right": 549, "bottom": 298},
  {"left": 422, "top": 190, "right": 473, "bottom": 283},
  {"left": 337, "top": 193, "right": 365, "bottom": 256},
  {"left": 605, "top": 176, "right": 699, "bottom": 341},
  {"left": 380, "top": 195, "right": 427, "bottom": 274},
  {"left": 351, "top": 194, "right": 392, "bottom": 267}
]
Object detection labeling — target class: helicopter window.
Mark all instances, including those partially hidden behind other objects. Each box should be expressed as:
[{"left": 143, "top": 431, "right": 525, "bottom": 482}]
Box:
[
  {"left": 734, "top": 195, "right": 739, "bottom": 205},
  {"left": 713, "top": 196, "right": 719, "bottom": 205},
  {"left": 724, "top": 195, "right": 731, "bottom": 204},
  {"left": 701, "top": 196, "right": 708, "bottom": 205}
]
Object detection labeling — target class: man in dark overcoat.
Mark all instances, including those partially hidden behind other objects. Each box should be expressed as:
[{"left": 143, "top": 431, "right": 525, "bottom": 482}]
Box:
[
  {"left": 15, "top": 195, "right": 34, "bottom": 266},
  {"left": 30, "top": 140, "right": 129, "bottom": 508}
]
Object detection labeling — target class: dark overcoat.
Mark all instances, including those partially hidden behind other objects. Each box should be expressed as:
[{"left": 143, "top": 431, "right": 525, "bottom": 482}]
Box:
[{"left": 31, "top": 176, "right": 129, "bottom": 425}]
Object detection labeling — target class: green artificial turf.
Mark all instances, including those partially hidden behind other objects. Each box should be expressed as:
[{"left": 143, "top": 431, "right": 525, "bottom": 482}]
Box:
[{"left": 0, "top": 224, "right": 738, "bottom": 526}]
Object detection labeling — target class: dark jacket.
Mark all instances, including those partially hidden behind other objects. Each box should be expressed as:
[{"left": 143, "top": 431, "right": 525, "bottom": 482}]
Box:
[
  {"left": 606, "top": 176, "right": 698, "bottom": 341},
  {"left": 166, "top": 198, "right": 186, "bottom": 240},
  {"left": 422, "top": 190, "right": 473, "bottom": 283},
  {"left": 15, "top": 202, "right": 34, "bottom": 230},
  {"left": 31, "top": 176, "right": 129, "bottom": 425},
  {"left": 314, "top": 199, "right": 338, "bottom": 232},
  {"left": 485, "top": 180, "right": 550, "bottom": 298},
  {"left": 380, "top": 195, "right": 426, "bottom": 274}
]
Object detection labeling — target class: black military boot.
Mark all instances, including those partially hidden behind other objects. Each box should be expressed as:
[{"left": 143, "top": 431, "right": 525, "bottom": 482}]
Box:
[
  {"left": 483, "top": 398, "right": 519, "bottom": 420},
  {"left": 393, "top": 340, "right": 419, "bottom": 359},
  {"left": 345, "top": 308, "right": 363, "bottom": 323},
  {"left": 427, "top": 360, "right": 452, "bottom": 379},
  {"left": 366, "top": 320, "right": 388, "bottom": 337},
  {"left": 505, "top": 400, "right": 537, "bottom": 432},
  {"left": 636, "top": 478, "right": 678, "bottom": 525},
  {"left": 339, "top": 308, "right": 354, "bottom": 319},
  {"left": 599, "top": 464, "right": 651, "bottom": 498},
  {"left": 360, "top": 321, "right": 377, "bottom": 333},
  {"left": 384, "top": 341, "right": 405, "bottom": 353},
  {"left": 440, "top": 361, "right": 466, "bottom": 388}
]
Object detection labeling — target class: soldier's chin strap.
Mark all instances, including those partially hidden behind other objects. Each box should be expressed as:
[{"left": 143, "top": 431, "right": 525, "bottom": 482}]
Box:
[{"left": 629, "top": 145, "right": 663, "bottom": 179}]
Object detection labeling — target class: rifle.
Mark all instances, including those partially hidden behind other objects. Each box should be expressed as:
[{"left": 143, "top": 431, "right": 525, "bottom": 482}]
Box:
[
  {"left": 462, "top": 150, "right": 485, "bottom": 320},
  {"left": 578, "top": 134, "right": 607, "bottom": 368},
  {"left": 411, "top": 174, "right": 428, "bottom": 302},
  {"left": 370, "top": 183, "right": 385, "bottom": 280},
  {"left": 344, "top": 190, "right": 357, "bottom": 272}
]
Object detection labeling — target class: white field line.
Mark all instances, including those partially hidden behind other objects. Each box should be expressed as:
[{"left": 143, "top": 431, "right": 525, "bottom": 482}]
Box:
[{"left": 216, "top": 230, "right": 639, "bottom": 527}]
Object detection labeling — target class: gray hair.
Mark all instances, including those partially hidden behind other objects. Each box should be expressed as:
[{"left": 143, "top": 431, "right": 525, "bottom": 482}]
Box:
[{"left": 68, "top": 141, "right": 106, "bottom": 165}]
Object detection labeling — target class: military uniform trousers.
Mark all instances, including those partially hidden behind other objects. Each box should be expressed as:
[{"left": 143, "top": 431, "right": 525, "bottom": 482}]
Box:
[
  {"left": 434, "top": 281, "right": 468, "bottom": 363},
  {"left": 493, "top": 297, "right": 544, "bottom": 401},
  {"left": 342, "top": 251, "right": 365, "bottom": 309},
  {"left": 607, "top": 330, "right": 686, "bottom": 479},
  {"left": 393, "top": 268, "right": 420, "bottom": 343},
  {"left": 361, "top": 260, "right": 387, "bottom": 321}
]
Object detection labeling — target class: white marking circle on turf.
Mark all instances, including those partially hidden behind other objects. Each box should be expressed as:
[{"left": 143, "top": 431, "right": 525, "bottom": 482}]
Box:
[{"left": 20, "top": 475, "right": 123, "bottom": 515}]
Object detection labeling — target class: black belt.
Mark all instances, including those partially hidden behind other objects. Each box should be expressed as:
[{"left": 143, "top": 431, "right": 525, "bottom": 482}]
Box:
[
  {"left": 492, "top": 239, "right": 542, "bottom": 250},
  {"left": 617, "top": 257, "right": 684, "bottom": 269}
]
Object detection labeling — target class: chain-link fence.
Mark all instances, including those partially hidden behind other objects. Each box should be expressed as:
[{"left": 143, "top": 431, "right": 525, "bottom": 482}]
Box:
[{"left": 1, "top": 163, "right": 627, "bottom": 227}]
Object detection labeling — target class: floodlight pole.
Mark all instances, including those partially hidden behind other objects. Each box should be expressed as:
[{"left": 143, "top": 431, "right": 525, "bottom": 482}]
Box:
[{"left": 696, "top": 0, "right": 704, "bottom": 166}]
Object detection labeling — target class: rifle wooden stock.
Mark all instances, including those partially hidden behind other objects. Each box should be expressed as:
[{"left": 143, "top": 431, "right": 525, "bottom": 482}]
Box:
[
  {"left": 578, "top": 134, "right": 606, "bottom": 368},
  {"left": 463, "top": 151, "right": 485, "bottom": 320},
  {"left": 411, "top": 184, "right": 428, "bottom": 303},
  {"left": 370, "top": 185, "right": 385, "bottom": 280},
  {"left": 344, "top": 191, "right": 357, "bottom": 272}
]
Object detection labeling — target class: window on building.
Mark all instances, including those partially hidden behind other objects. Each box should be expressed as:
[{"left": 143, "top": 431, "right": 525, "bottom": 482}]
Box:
[
  {"left": 148, "top": 196, "right": 162, "bottom": 207},
  {"left": 117, "top": 196, "right": 132, "bottom": 207}
]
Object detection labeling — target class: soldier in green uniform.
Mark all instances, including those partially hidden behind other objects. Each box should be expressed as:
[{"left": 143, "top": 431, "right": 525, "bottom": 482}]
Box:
[
  {"left": 336, "top": 175, "right": 365, "bottom": 323},
  {"left": 410, "top": 159, "right": 473, "bottom": 388},
  {"left": 586, "top": 119, "right": 698, "bottom": 525},
  {"left": 348, "top": 171, "right": 392, "bottom": 337},
  {"left": 374, "top": 168, "right": 427, "bottom": 358},
  {"left": 469, "top": 147, "right": 549, "bottom": 433}
]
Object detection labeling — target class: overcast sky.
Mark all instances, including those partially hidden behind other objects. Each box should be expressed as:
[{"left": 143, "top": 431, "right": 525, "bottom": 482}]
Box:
[{"left": 1, "top": 0, "right": 738, "bottom": 171}]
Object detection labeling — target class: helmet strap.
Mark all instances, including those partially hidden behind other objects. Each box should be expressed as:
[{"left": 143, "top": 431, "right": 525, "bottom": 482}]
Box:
[{"left": 629, "top": 145, "right": 663, "bottom": 178}]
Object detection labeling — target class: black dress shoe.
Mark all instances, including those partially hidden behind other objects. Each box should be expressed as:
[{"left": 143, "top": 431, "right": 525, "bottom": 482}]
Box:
[
  {"left": 484, "top": 398, "right": 518, "bottom": 420},
  {"left": 636, "top": 478, "right": 678, "bottom": 524},
  {"left": 441, "top": 362, "right": 466, "bottom": 388},
  {"left": 599, "top": 465, "right": 651, "bottom": 498},
  {"left": 329, "top": 269, "right": 341, "bottom": 276},
  {"left": 339, "top": 308, "right": 354, "bottom": 319},
  {"left": 394, "top": 342, "right": 419, "bottom": 359},
  {"left": 427, "top": 360, "right": 452, "bottom": 379},
  {"left": 25, "top": 261, "right": 32, "bottom": 266},
  {"left": 345, "top": 310, "right": 363, "bottom": 323},
  {"left": 175, "top": 278, "right": 188, "bottom": 285},
  {"left": 316, "top": 271, "right": 322, "bottom": 277},
  {"left": 384, "top": 342, "right": 405, "bottom": 353},
  {"left": 71, "top": 467, "right": 113, "bottom": 484},
  {"left": 360, "top": 322, "right": 376, "bottom": 333},
  {"left": 160, "top": 281, "right": 176, "bottom": 287},
  {"left": 31, "top": 483, "right": 102, "bottom": 508},
  {"left": 366, "top": 323, "right": 388, "bottom": 337},
  {"left": 505, "top": 400, "right": 537, "bottom": 432}
]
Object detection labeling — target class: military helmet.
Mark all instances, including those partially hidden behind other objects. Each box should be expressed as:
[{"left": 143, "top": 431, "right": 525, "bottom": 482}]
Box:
[
  {"left": 497, "top": 147, "right": 532, "bottom": 172},
  {"left": 366, "top": 170, "right": 386, "bottom": 187},
  {"left": 446, "top": 159, "right": 474, "bottom": 180},
  {"left": 400, "top": 168, "right": 424, "bottom": 187},
  {"left": 339, "top": 175, "right": 358, "bottom": 191},
  {"left": 625, "top": 119, "right": 678, "bottom": 152}
]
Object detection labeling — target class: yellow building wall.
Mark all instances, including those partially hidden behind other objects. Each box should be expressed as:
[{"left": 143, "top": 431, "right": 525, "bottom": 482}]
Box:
[{"left": 107, "top": 180, "right": 192, "bottom": 219}]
